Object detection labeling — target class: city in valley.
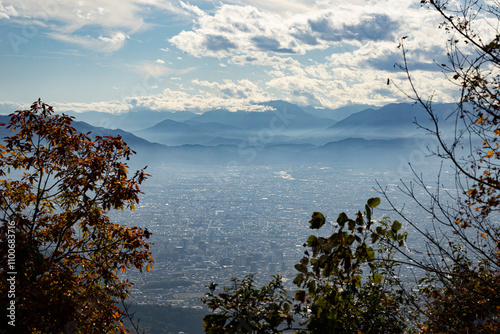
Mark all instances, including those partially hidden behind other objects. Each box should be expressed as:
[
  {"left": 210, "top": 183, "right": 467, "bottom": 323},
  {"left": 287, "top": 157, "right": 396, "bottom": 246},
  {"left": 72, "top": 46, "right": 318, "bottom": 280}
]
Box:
[{"left": 115, "top": 161, "right": 446, "bottom": 308}]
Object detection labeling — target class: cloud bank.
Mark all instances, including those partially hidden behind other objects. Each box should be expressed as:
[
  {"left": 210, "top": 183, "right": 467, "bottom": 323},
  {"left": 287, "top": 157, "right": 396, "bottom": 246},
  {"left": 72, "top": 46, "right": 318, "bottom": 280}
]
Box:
[{"left": 0, "top": 0, "right": 484, "bottom": 113}]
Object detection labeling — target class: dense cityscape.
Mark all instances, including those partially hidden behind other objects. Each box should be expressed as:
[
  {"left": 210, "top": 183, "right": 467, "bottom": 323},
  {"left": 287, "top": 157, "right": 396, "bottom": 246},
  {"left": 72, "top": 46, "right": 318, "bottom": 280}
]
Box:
[{"left": 114, "top": 162, "right": 446, "bottom": 308}]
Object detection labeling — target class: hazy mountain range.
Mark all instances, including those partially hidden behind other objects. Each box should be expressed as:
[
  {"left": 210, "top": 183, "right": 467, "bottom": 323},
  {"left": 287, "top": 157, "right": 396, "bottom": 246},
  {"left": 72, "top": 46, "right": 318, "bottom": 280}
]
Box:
[{"left": 0, "top": 101, "right": 457, "bottom": 166}]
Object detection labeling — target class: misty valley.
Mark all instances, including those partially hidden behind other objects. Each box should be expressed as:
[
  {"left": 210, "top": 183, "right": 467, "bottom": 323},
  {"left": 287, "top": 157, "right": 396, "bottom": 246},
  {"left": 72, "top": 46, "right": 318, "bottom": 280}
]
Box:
[
  {"left": 0, "top": 101, "right": 461, "bottom": 333},
  {"left": 72, "top": 102, "right": 455, "bottom": 333}
]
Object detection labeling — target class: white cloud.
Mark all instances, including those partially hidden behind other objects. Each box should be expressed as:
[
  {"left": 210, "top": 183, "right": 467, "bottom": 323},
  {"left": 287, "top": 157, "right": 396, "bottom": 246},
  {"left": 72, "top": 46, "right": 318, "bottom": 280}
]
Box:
[
  {"left": 130, "top": 61, "right": 196, "bottom": 79},
  {"left": 0, "top": 101, "right": 24, "bottom": 114},
  {"left": 98, "top": 32, "right": 128, "bottom": 45},
  {"left": 193, "top": 78, "right": 272, "bottom": 100},
  {"left": 53, "top": 100, "right": 132, "bottom": 114},
  {"left": 169, "top": 1, "right": 422, "bottom": 60},
  {"left": 230, "top": 54, "right": 302, "bottom": 68},
  {"left": 1, "top": 0, "right": 482, "bottom": 112},
  {"left": 125, "top": 79, "right": 275, "bottom": 112},
  {"left": 262, "top": 58, "right": 456, "bottom": 109},
  {"left": 179, "top": 1, "right": 206, "bottom": 17},
  {"left": 132, "top": 61, "right": 173, "bottom": 77},
  {"left": 164, "top": 0, "right": 459, "bottom": 108},
  {"left": 168, "top": 0, "right": 448, "bottom": 66},
  {"left": 0, "top": 3, "right": 17, "bottom": 19},
  {"left": 170, "top": 4, "right": 308, "bottom": 57},
  {"left": 49, "top": 31, "right": 129, "bottom": 53},
  {"left": 229, "top": 0, "right": 314, "bottom": 15},
  {"left": 0, "top": 0, "right": 183, "bottom": 52}
]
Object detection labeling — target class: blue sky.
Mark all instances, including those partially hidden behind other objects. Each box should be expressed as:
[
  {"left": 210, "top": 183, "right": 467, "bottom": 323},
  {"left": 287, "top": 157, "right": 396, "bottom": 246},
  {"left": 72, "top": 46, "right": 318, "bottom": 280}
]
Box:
[{"left": 0, "top": 0, "right": 473, "bottom": 114}]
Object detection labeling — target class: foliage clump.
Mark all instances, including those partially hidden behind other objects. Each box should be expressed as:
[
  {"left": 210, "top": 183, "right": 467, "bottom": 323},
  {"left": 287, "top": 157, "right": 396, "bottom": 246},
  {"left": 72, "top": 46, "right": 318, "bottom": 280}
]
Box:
[
  {"left": 0, "top": 99, "right": 153, "bottom": 333},
  {"left": 203, "top": 199, "right": 417, "bottom": 333}
]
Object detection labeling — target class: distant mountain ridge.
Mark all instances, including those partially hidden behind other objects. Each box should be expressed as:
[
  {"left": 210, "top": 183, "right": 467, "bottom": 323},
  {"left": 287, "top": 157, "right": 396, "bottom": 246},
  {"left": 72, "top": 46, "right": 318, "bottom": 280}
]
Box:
[
  {"left": 301, "top": 104, "right": 379, "bottom": 121},
  {"left": 6, "top": 100, "right": 346, "bottom": 132},
  {"left": 135, "top": 119, "right": 219, "bottom": 146},
  {"left": 187, "top": 100, "right": 335, "bottom": 130},
  {"left": 135, "top": 100, "right": 338, "bottom": 146},
  {"left": 0, "top": 115, "right": 169, "bottom": 166},
  {"left": 326, "top": 103, "right": 456, "bottom": 139},
  {"left": 0, "top": 101, "right": 457, "bottom": 166}
]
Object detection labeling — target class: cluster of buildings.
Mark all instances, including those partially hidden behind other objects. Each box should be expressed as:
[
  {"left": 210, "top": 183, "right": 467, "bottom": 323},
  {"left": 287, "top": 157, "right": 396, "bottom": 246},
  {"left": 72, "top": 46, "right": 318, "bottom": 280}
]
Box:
[{"left": 113, "top": 164, "right": 410, "bottom": 307}]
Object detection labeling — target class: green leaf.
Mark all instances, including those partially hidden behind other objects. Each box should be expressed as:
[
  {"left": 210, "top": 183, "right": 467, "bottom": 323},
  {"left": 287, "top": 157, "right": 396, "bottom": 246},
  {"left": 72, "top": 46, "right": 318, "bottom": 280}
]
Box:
[
  {"left": 356, "top": 211, "right": 364, "bottom": 225},
  {"left": 337, "top": 212, "right": 348, "bottom": 227},
  {"left": 365, "top": 204, "right": 372, "bottom": 221},
  {"left": 295, "top": 290, "right": 306, "bottom": 302},
  {"left": 391, "top": 220, "right": 402, "bottom": 232},
  {"left": 294, "top": 263, "right": 308, "bottom": 274},
  {"left": 309, "top": 212, "right": 326, "bottom": 229},
  {"left": 373, "top": 272, "right": 383, "bottom": 284},
  {"left": 348, "top": 219, "right": 356, "bottom": 231},
  {"left": 307, "top": 235, "right": 318, "bottom": 247},
  {"left": 308, "top": 280, "right": 316, "bottom": 293},
  {"left": 375, "top": 226, "right": 385, "bottom": 235},
  {"left": 367, "top": 197, "right": 381, "bottom": 208},
  {"left": 366, "top": 247, "right": 375, "bottom": 261},
  {"left": 293, "top": 274, "right": 304, "bottom": 286},
  {"left": 284, "top": 302, "right": 290, "bottom": 312},
  {"left": 316, "top": 296, "right": 328, "bottom": 308}
]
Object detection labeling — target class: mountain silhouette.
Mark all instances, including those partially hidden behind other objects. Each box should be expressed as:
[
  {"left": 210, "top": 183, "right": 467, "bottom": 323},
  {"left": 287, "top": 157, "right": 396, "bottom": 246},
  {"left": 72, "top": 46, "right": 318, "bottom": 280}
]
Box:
[
  {"left": 0, "top": 101, "right": 460, "bottom": 167},
  {"left": 326, "top": 103, "right": 457, "bottom": 139}
]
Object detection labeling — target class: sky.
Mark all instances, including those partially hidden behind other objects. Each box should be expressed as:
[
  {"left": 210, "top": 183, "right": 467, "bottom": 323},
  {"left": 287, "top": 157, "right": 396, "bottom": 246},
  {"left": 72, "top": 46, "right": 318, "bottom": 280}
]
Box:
[{"left": 0, "top": 0, "right": 477, "bottom": 114}]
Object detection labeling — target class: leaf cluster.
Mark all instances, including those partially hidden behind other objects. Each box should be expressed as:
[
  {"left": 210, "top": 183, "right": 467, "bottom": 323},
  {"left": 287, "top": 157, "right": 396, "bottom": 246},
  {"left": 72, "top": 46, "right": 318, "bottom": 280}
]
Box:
[
  {"left": 293, "top": 198, "right": 413, "bottom": 334},
  {"left": 202, "top": 275, "right": 293, "bottom": 334},
  {"left": 0, "top": 100, "right": 153, "bottom": 333},
  {"left": 202, "top": 199, "right": 417, "bottom": 334}
]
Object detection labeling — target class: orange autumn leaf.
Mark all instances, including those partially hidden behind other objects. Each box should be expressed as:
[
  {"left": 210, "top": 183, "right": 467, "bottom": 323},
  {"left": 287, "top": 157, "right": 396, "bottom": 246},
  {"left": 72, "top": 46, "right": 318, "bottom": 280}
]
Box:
[{"left": 484, "top": 150, "right": 494, "bottom": 158}]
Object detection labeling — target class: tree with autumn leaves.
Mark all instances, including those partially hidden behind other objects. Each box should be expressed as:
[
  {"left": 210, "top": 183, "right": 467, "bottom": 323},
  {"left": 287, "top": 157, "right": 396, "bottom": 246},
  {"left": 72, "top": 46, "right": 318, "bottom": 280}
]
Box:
[
  {"left": 0, "top": 99, "right": 153, "bottom": 333},
  {"left": 388, "top": 0, "right": 500, "bottom": 332}
]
